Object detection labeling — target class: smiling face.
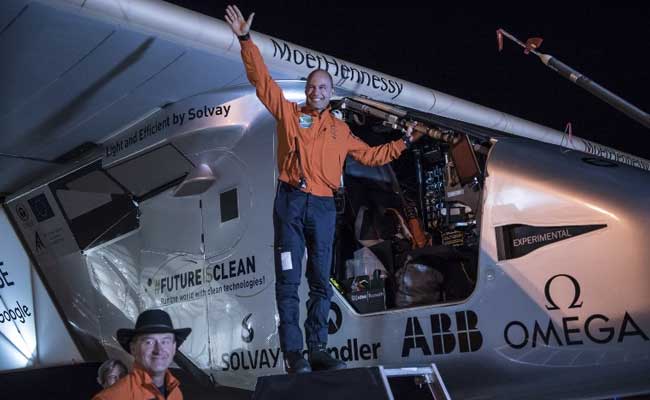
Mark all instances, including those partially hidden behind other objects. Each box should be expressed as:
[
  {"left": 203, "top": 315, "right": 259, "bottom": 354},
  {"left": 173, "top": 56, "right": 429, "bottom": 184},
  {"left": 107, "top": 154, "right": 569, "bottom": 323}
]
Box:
[
  {"left": 305, "top": 70, "right": 334, "bottom": 111},
  {"left": 130, "top": 333, "right": 176, "bottom": 378}
]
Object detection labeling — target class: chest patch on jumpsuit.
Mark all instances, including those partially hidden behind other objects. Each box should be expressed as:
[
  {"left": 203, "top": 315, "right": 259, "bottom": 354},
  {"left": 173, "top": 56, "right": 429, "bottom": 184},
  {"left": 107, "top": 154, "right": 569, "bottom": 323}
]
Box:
[{"left": 299, "top": 113, "right": 313, "bottom": 128}]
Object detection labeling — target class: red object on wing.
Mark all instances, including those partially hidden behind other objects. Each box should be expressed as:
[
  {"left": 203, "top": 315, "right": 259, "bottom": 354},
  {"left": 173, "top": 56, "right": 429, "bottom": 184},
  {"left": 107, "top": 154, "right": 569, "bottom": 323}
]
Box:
[
  {"left": 496, "top": 29, "right": 504, "bottom": 51},
  {"left": 524, "top": 37, "right": 543, "bottom": 54}
]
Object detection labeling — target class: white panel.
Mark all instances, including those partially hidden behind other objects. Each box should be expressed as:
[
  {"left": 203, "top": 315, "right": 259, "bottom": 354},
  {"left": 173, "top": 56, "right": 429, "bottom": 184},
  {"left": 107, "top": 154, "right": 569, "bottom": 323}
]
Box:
[
  {"left": 0, "top": 209, "right": 36, "bottom": 370},
  {"left": 7, "top": 186, "right": 107, "bottom": 350},
  {"left": 0, "top": 205, "right": 82, "bottom": 370},
  {"left": 0, "top": 334, "right": 31, "bottom": 370},
  {"left": 32, "top": 264, "right": 82, "bottom": 366},
  {"left": 201, "top": 151, "right": 251, "bottom": 259},
  {"left": 139, "top": 192, "right": 203, "bottom": 255}
]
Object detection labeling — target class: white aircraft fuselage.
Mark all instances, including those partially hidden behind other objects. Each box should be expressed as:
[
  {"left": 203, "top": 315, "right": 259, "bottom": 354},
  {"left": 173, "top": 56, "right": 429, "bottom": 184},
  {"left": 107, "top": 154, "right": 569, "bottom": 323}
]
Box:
[{"left": 1, "top": 1, "right": 649, "bottom": 399}]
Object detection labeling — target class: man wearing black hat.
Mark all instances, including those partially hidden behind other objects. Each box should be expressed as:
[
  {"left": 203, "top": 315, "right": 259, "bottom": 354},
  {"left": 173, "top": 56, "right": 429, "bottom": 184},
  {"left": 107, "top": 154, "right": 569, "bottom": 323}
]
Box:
[{"left": 93, "top": 309, "right": 191, "bottom": 400}]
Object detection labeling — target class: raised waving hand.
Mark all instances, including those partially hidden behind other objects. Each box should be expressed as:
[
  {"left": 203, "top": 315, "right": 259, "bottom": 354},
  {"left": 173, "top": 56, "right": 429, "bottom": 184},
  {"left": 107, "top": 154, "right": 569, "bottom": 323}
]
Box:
[{"left": 225, "top": 5, "right": 254, "bottom": 36}]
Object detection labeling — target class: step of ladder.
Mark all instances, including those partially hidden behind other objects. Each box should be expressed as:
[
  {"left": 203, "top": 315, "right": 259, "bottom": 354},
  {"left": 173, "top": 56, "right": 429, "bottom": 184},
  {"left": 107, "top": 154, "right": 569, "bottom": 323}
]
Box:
[
  {"left": 252, "top": 364, "right": 451, "bottom": 400},
  {"left": 380, "top": 364, "right": 451, "bottom": 400}
]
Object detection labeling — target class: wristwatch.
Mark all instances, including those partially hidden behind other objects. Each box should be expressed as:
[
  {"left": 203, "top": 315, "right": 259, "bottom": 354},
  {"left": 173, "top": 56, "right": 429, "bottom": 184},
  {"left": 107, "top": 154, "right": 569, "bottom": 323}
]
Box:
[
  {"left": 238, "top": 33, "right": 250, "bottom": 41},
  {"left": 402, "top": 133, "right": 412, "bottom": 149}
]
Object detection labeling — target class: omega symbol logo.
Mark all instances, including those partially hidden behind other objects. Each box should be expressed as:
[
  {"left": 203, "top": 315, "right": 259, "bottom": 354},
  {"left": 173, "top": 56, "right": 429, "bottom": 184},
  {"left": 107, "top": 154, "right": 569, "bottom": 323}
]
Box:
[
  {"left": 241, "top": 313, "right": 254, "bottom": 343},
  {"left": 503, "top": 273, "right": 649, "bottom": 349},
  {"left": 544, "top": 274, "right": 583, "bottom": 310}
]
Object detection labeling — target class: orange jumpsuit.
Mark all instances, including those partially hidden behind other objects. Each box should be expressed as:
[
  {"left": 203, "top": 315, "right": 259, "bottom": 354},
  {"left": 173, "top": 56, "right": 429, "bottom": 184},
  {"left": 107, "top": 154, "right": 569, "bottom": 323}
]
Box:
[
  {"left": 92, "top": 364, "right": 182, "bottom": 400},
  {"left": 240, "top": 38, "right": 406, "bottom": 196}
]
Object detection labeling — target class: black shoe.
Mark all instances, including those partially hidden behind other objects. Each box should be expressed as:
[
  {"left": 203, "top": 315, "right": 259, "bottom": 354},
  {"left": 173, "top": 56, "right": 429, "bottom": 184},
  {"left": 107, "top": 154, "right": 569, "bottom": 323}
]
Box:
[
  {"left": 284, "top": 351, "right": 312, "bottom": 374},
  {"left": 308, "top": 344, "right": 347, "bottom": 371}
]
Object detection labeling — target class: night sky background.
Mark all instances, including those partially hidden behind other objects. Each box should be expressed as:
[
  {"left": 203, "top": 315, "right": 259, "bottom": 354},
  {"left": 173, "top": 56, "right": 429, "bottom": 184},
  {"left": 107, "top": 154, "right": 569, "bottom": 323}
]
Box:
[{"left": 169, "top": 1, "right": 650, "bottom": 159}]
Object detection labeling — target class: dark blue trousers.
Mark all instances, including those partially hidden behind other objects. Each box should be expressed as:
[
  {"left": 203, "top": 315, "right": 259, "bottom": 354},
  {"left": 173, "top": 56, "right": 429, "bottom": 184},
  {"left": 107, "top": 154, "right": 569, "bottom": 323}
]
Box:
[{"left": 273, "top": 181, "right": 336, "bottom": 353}]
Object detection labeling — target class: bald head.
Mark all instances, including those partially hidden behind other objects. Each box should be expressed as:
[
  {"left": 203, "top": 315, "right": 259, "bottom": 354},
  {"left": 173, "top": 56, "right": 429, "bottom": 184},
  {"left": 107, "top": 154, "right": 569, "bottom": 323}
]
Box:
[
  {"left": 307, "top": 69, "right": 333, "bottom": 87},
  {"left": 305, "top": 69, "right": 334, "bottom": 111}
]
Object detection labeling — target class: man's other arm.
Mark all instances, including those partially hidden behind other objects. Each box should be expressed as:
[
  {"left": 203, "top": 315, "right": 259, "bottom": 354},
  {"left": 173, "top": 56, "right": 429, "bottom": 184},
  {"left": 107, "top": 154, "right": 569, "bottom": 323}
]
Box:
[{"left": 347, "top": 131, "right": 407, "bottom": 166}]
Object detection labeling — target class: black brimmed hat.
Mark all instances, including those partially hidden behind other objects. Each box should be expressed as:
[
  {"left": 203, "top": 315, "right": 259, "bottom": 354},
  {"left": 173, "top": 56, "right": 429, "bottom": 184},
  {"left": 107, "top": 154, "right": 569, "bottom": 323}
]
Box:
[{"left": 116, "top": 309, "right": 191, "bottom": 352}]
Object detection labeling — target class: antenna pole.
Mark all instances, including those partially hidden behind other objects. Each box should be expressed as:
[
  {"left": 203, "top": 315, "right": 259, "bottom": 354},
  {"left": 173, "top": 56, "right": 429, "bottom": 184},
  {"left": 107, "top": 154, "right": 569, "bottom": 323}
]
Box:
[{"left": 497, "top": 28, "right": 650, "bottom": 129}]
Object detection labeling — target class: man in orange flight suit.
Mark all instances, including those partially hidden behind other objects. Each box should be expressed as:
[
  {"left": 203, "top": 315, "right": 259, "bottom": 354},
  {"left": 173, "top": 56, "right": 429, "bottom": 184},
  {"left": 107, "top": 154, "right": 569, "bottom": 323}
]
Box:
[
  {"left": 92, "top": 309, "right": 191, "bottom": 400},
  {"left": 226, "top": 5, "right": 424, "bottom": 374}
]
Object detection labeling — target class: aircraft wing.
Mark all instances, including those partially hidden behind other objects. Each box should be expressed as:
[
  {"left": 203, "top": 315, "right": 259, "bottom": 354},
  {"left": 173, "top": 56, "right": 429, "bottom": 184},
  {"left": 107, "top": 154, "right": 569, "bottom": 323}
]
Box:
[
  {"left": 2, "top": 0, "right": 648, "bottom": 200},
  {"left": 0, "top": 0, "right": 293, "bottom": 196}
]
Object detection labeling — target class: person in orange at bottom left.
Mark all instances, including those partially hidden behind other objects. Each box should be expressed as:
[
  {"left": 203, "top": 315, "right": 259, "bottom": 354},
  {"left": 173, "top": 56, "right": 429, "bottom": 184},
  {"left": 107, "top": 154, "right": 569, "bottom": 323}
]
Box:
[{"left": 92, "top": 309, "right": 191, "bottom": 400}]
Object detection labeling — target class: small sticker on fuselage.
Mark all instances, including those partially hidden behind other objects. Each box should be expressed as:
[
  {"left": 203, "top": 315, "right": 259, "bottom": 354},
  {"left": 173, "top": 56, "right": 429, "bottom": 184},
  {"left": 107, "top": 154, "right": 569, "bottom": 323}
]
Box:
[
  {"left": 281, "top": 252, "right": 293, "bottom": 271},
  {"left": 299, "top": 114, "right": 313, "bottom": 128}
]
